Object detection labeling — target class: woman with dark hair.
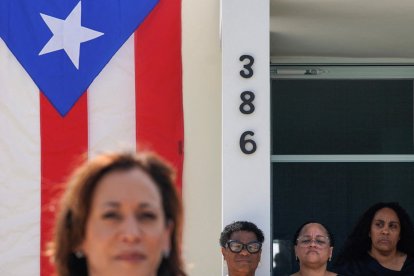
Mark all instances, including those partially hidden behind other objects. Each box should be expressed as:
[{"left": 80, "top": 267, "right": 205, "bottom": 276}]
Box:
[
  {"left": 335, "top": 202, "right": 414, "bottom": 275},
  {"left": 291, "top": 221, "right": 341, "bottom": 276},
  {"left": 220, "top": 221, "right": 264, "bottom": 276},
  {"left": 49, "top": 151, "right": 186, "bottom": 276}
]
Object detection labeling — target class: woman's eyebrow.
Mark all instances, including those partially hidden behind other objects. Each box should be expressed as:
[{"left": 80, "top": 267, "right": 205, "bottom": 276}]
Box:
[
  {"left": 373, "top": 219, "right": 400, "bottom": 224},
  {"left": 102, "top": 201, "right": 156, "bottom": 208},
  {"left": 137, "top": 202, "right": 158, "bottom": 209},
  {"left": 102, "top": 201, "right": 120, "bottom": 208}
]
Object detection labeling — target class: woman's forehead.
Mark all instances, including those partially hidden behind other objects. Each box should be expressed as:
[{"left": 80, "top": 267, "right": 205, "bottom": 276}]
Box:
[
  {"left": 373, "top": 207, "right": 399, "bottom": 222},
  {"left": 230, "top": 230, "right": 257, "bottom": 241},
  {"left": 92, "top": 168, "right": 162, "bottom": 208},
  {"left": 300, "top": 223, "right": 328, "bottom": 235}
]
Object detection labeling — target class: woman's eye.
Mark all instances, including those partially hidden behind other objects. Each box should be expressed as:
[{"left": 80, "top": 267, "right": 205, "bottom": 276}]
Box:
[
  {"left": 102, "top": 211, "right": 121, "bottom": 220},
  {"left": 137, "top": 212, "right": 157, "bottom": 221},
  {"left": 389, "top": 223, "right": 398, "bottom": 229}
]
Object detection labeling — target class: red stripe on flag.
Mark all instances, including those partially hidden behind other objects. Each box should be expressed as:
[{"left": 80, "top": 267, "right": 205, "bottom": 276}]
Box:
[
  {"left": 40, "top": 93, "right": 88, "bottom": 276},
  {"left": 135, "top": 0, "right": 184, "bottom": 188}
]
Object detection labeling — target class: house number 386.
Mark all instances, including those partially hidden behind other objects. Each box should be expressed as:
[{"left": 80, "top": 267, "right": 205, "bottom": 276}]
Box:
[{"left": 239, "top": 55, "right": 257, "bottom": 154}]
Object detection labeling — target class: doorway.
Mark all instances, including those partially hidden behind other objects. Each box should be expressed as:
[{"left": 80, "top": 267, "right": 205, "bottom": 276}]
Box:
[{"left": 271, "top": 66, "right": 414, "bottom": 275}]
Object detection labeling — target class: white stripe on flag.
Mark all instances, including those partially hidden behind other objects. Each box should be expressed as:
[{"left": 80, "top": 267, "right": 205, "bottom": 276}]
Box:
[
  {"left": 89, "top": 34, "right": 137, "bottom": 156},
  {"left": 0, "top": 38, "right": 41, "bottom": 275}
]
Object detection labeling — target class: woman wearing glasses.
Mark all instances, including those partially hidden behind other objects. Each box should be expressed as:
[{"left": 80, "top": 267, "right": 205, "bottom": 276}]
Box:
[
  {"left": 291, "top": 221, "right": 341, "bottom": 276},
  {"left": 220, "top": 221, "right": 264, "bottom": 276},
  {"left": 335, "top": 202, "right": 414, "bottom": 275}
]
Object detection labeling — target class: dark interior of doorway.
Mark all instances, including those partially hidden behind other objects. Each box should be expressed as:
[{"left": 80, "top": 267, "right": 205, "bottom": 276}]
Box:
[{"left": 271, "top": 79, "right": 414, "bottom": 275}]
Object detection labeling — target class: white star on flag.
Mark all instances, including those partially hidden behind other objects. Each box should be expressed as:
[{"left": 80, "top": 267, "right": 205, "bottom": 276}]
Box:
[{"left": 39, "top": 1, "right": 104, "bottom": 69}]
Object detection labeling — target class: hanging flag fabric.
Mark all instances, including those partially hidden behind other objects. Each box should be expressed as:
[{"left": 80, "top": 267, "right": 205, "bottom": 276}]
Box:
[
  {"left": 0, "top": 0, "right": 158, "bottom": 116},
  {"left": 0, "top": 0, "right": 184, "bottom": 275}
]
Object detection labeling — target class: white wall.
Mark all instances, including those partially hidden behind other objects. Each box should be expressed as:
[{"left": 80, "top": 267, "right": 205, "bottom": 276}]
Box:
[{"left": 182, "top": 0, "right": 222, "bottom": 275}]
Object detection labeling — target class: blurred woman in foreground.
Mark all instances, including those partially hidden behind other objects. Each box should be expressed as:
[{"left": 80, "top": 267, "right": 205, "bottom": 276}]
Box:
[{"left": 49, "top": 151, "right": 186, "bottom": 276}]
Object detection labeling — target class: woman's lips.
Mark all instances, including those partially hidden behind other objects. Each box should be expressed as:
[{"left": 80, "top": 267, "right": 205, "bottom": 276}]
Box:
[
  {"left": 378, "top": 238, "right": 391, "bottom": 244},
  {"left": 306, "top": 249, "right": 320, "bottom": 255},
  {"left": 115, "top": 251, "right": 146, "bottom": 262},
  {"left": 235, "top": 257, "right": 252, "bottom": 263}
]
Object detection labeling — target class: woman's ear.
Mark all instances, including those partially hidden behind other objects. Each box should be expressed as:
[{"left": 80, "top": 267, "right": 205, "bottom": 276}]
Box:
[
  {"left": 221, "top": 247, "right": 227, "bottom": 260},
  {"left": 293, "top": 245, "right": 299, "bottom": 259},
  {"left": 162, "top": 220, "right": 174, "bottom": 255}
]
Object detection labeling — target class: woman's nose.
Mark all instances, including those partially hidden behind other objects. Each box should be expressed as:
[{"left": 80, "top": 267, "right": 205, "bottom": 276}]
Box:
[
  {"left": 309, "top": 240, "right": 318, "bottom": 247},
  {"left": 382, "top": 227, "right": 390, "bottom": 234},
  {"left": 120, "top": 216, "right": 141, "bottom": 242},
  {"left": 239, "top": 248, "right": 250, "bottom": 256}
]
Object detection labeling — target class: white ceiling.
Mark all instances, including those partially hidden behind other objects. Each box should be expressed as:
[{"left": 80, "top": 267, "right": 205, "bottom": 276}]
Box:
[{"left": 270, "top": 0, "right": 414, "bottom": 63}]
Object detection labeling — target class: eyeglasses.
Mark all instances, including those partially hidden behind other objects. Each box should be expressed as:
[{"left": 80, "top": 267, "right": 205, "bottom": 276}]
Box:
[
  {"left": 226, "top": 240, "right": 262, "bottom": 254},
  {"left": 296, "top": 235, "right": 330, "bottom": 248}
]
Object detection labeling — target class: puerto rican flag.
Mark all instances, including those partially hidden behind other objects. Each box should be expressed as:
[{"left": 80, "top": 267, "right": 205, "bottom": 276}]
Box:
[{"left": 0, "top": 0, "right": 183, "bottom": 275}]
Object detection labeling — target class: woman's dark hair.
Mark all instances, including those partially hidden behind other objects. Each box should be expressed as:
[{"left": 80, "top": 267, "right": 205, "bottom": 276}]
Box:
[
  {"left": 292, "top": 221, "right": 335, "bottom": 247},
  {"left": 336, "top": 202, "right": 414, "bottom": 265},
  {"left": 49, "top": 151, "right": 186, "bottom": 276},
  {"left": 220, "top": 221, "right": 265, "bottom": 247}
]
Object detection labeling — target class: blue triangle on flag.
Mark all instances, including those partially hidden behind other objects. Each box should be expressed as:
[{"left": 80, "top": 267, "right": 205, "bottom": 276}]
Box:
[{"left": 0, "top": 0, "right": 159, "bottom": 116}]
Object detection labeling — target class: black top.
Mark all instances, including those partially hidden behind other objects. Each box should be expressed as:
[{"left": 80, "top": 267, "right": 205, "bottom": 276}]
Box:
[{"left": 335, "top": 253, "right": 414, "bottom": 276}]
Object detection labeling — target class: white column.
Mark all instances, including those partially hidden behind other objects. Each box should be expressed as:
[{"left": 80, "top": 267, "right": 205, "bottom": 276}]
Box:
[{"left": 221, "top": 0, "right": 271, "bottom": 275}]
